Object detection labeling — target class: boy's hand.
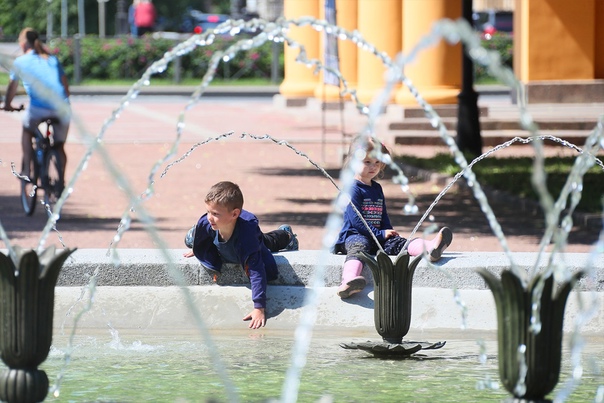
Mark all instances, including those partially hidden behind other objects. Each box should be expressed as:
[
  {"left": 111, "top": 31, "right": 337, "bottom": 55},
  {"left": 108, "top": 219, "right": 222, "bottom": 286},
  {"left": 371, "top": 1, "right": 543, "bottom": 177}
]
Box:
[
  {"left": 183, "top": 249, "right": 194, "bottom": 258},
  {"left": 243, "top": 308, "right": 266, "bottom": 329},
  {"left": 384, "top": 229, "right": 399, "bottom": 239}
]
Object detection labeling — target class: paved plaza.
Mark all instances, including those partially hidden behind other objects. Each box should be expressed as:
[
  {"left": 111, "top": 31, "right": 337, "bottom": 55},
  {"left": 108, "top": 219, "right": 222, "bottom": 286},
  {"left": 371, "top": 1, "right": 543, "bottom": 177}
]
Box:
[{"left": 0, "top": 91, "right": 602, "bottom": 254}]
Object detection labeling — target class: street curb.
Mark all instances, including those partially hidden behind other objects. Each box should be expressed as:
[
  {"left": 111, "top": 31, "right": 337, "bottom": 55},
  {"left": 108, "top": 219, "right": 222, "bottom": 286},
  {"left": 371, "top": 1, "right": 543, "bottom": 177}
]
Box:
[
  {"left": 67, "top": 85, "right": 281, "bottom": 97},
  {"left": 64, "top": 84, "right": 508, "bottom": 98}
]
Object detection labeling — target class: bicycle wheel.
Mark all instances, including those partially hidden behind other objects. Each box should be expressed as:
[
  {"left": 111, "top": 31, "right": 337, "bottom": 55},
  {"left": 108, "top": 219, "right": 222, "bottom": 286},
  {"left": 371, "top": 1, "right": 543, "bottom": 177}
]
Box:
[
  {"left": 42, "top": 147, "right": 64, "bottom": 205},
  {"left": 20, "top": 157, "right": 38, "bottom": 216}
]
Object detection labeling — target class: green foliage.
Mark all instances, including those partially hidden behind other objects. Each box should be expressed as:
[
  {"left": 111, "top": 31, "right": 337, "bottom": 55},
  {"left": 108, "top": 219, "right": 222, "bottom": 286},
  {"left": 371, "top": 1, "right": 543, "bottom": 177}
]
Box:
[
  {"left": 474, "top": 33, "right": 513, "bottom": 83},
  {"left": 0, "top": 0, "right": 55, "bottom": 38},
  {"left": 48, "top": 35, "right": 283, "bottom": 82},
  {"left": 0, "top": 0, "right": 223, "bottom": 37},
  {"left": 396, "top": 153, "right": 604, "bottom": 213}
]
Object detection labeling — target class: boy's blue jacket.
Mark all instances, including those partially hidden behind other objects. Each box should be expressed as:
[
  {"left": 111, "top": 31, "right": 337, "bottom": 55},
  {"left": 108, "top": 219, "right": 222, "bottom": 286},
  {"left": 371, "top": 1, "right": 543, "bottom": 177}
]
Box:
[{"left": 191, "top": 209, "right": 278, "bottom": 309}]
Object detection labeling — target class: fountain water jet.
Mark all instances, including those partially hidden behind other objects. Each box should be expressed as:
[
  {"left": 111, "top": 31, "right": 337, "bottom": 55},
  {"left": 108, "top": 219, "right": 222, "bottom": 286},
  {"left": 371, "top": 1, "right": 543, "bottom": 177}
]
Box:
[
  {"left": 177, "top": 17, "right": 602, "bottom": 400},
  {"left": 0, "top": 14, "right": 602, "bottom": 402}
]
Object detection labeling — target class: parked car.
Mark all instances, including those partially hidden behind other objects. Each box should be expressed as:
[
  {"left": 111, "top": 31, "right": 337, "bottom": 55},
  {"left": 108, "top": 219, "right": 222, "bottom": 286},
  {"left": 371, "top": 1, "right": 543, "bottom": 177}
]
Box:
[
  {"left": 473, "top": 10, "right": 513, "bottom": 39},
  {"left": 179, "top": 9, "right": 230, "bottom": 34}
]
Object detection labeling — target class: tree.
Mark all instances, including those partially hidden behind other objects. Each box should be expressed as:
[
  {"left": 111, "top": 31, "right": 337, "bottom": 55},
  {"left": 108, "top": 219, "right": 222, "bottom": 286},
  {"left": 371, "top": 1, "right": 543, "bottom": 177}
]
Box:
[
  {"left": 0, "top": 0, "right": 230, "bottom": 38},
  {"left": 0, "top": 0, "right": 57, "bottom": 38}
]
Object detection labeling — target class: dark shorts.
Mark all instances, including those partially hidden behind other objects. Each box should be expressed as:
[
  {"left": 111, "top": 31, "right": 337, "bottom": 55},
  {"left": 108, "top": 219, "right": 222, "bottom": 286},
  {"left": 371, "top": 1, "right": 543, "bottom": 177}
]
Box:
[{"left": 334, "top": 234, "right": 409, "bottom": 261}]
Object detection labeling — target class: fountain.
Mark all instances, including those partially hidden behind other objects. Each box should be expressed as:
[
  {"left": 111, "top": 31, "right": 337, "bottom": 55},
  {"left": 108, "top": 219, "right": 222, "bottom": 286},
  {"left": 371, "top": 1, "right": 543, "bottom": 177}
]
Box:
[
  {"left": 0, "top": 246, "right": 74, "bottom": 403},
  {"left": 340, "top": 251, "right": 446, "bottom": 357},
  {"left": 0, "top": 14, "right": 603, "bottom": 403}
]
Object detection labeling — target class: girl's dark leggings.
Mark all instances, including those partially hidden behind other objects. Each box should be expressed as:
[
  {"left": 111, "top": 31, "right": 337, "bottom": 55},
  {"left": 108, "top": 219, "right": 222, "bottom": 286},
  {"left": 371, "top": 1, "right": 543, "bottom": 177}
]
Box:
[{"left": 336, "top": 234, "right": 409, "bottom": 262}]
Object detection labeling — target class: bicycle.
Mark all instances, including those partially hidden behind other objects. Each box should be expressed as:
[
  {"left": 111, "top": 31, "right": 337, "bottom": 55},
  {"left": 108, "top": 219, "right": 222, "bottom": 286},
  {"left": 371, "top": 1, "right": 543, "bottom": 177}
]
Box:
[{"left": 19, "top": 115, "right": 65, "bottom": 216}]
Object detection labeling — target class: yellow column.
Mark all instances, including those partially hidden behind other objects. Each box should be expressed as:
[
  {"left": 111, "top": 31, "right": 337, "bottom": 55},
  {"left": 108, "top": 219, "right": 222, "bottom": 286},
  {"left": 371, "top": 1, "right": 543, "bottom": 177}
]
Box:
[
  {"left": 395, "top": 0, "right": 462, "bottom": 105},
  {"left": 314, "top": 0, "right": 358, "bottom": 101},
  {"left": 515, "top": 0, "right": 596, "bottom": 81},
  {"left": 279, "top": 0, "right": 321, "bottom": 98},
  {"left": 597, "top": 0, "right": 604, "bottom": 78},
  {"left": 355, "top": 0, "right": 402, "bottom": 105}
]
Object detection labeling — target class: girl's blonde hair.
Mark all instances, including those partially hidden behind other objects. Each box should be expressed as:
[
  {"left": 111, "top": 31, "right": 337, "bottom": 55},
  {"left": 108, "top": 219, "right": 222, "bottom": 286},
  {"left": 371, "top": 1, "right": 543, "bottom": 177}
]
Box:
[{"left": 345, "top": 135, "right": 391, "bottom": 178}]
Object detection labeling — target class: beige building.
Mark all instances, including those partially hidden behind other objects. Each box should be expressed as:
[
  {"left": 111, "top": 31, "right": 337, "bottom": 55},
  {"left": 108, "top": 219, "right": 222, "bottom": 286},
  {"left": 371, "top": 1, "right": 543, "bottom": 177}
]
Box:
[
  {"left": 277, "top": 0, "right": 604, "bottom": 105},
  {"left": 473, "top": 0, "right": 514, "bottom": 10}
]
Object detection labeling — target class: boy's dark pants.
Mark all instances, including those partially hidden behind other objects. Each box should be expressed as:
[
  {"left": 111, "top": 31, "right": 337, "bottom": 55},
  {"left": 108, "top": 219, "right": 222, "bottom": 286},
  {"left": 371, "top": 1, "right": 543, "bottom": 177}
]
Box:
[{"left": 263, "top": 229, "right": 291, "bottom": 252}]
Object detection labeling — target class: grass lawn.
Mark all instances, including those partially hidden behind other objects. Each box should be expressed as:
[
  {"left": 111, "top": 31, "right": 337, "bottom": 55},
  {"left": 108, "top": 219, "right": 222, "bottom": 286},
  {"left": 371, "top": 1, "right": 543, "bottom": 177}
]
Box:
[
  {"left": 395, "top": 153, "right": 604, "bottom": 214},
  {"left": 0, "top": 73, "right": 276, "bottom": 87},
  {"left": 70, "top": 77, "right": 278, "bottom": 86},
  {"left": 1, "top": 71, "right": 504, "bottom": 87}
]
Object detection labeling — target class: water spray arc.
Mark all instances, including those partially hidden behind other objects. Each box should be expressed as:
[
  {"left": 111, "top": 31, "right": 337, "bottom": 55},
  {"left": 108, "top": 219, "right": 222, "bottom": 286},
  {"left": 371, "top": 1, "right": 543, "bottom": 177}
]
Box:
[{"left": 0, "top": 13, "right": 602, "bottom": 402}]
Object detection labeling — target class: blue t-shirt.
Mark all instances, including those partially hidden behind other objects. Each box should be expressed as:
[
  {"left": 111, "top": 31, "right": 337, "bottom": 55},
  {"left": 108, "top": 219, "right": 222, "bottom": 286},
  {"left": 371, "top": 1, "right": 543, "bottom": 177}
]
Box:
[
  {"left": 213, "top": 225, "right": 240, "bottom": 264},
  {"left": 10, "top": 52, "right": 68, "bottom": 110}
]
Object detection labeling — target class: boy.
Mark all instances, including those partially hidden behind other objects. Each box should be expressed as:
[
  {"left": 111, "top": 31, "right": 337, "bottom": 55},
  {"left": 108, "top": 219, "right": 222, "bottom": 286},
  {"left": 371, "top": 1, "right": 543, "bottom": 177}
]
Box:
[{"left": 183, "top": 181, "right": 298, "bottom": 329}]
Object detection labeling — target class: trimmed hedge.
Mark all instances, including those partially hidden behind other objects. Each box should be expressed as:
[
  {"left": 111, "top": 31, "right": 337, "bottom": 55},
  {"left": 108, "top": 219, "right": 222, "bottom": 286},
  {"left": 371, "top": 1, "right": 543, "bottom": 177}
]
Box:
[
  {"left": 48, "top": 35, "right": 283, "bottom": 82},
  {"left": 45, "top": 32, "right": 511, "bottom": 84},
  {"left": 475, "top": 33, "right": 513, "bottom": 82}
]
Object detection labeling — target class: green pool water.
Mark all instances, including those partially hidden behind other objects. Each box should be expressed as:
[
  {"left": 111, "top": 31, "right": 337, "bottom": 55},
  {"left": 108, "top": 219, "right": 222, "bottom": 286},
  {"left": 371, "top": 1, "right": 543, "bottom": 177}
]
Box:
[{"left": 24, "top": 330, "right": 602, "bottom": 402}]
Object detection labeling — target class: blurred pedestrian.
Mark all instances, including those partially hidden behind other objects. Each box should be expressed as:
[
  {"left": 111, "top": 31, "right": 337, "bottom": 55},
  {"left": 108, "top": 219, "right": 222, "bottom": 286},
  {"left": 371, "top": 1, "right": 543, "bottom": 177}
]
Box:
[
  {"left": 128, "top": 0, "right": 139, "bottom": 37},
  {"left": 134, "top": 0, "right": 156, "bottom": 37}
]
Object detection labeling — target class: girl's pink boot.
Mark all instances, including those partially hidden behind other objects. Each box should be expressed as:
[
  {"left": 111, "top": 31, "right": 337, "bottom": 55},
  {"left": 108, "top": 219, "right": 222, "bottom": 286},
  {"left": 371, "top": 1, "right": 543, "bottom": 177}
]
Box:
[
  {"left": 337, "top": 260, "right": 366, "bottom": 299},
  {"left": 407, "top": 227, "right": 453, "bottom": 262}
]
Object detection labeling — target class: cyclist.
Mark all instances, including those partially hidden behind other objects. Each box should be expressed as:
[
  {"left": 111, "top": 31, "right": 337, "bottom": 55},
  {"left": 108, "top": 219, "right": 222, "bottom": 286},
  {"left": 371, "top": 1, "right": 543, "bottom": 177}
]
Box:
[{"left": 2, "top": 27, "right": 71, "bottom": 191}]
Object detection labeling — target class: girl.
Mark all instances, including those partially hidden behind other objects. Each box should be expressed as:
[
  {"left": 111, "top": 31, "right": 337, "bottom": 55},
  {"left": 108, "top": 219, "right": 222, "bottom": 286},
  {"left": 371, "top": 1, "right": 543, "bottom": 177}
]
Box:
[{"left": 333, "top": 136, "right": 453, "bottom": 299}]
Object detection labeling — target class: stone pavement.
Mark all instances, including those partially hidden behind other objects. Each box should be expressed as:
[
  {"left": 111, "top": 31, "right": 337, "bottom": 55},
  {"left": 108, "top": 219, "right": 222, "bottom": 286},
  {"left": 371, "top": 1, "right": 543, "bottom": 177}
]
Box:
[{"left": 0, "top": 89, "right": 602, "bottom": 255}]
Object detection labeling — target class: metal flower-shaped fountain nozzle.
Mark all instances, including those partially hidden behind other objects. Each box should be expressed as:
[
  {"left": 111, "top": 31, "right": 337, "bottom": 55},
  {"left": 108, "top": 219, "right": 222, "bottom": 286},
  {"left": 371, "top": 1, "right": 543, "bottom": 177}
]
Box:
[
  {"left": 0, "top": 246, "right": 75, "bottom": 403},
  {"left": 361, "top": 250, "right": 419, "bottom": 344},
  {"left": 477, "top": 267, "right": 584, "bottom": 402},
  {"left": 341, "top": 250, "right": 445, "bottom": 357}
]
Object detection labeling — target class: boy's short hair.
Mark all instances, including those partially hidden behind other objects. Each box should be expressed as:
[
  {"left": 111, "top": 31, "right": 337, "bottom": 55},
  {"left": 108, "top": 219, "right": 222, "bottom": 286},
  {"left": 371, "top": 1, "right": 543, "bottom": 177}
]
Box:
[{"left": 205, "top": 181, "right": 244, "bottom": 211}]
